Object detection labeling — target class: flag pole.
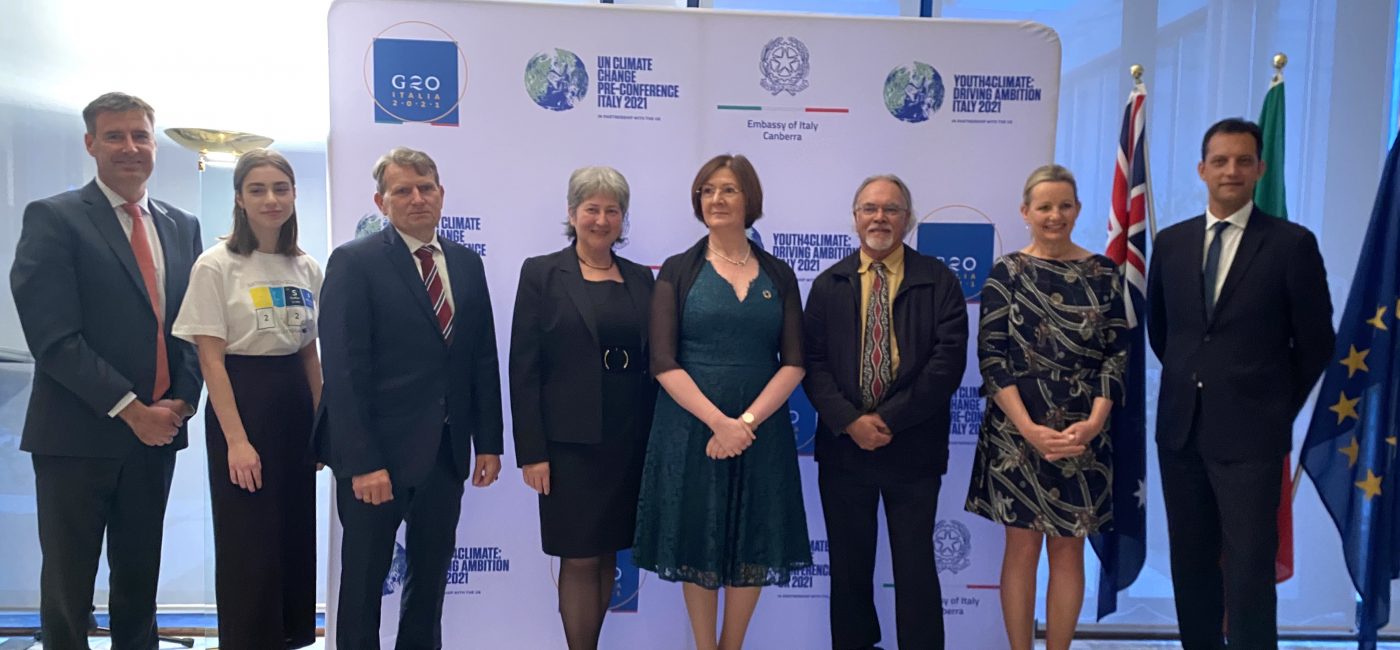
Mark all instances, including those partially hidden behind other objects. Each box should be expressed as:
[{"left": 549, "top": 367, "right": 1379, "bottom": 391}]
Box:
[
  {"left": 1130, "top": 64, "right": 1158, "bottom": 240},
  {"left": 1268, "top": 49, "right": 1307, "bottom": 502}
]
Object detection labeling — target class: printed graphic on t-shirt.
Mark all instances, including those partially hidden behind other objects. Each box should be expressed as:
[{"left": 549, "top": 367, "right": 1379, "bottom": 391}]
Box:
[{"left": 249, "top": 285, "right": 316, "bottom": 333}]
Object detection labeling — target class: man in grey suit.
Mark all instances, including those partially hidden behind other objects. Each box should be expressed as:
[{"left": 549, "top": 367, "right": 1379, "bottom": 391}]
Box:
[{"left": 10, "top": 92, "right": 203, "bottom": 649}]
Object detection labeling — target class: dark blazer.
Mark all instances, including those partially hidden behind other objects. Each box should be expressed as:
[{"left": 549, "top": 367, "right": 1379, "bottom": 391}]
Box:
[
  {"left": 508, "top": 246, "right": 656, "bottom": 466},
  {"left": 1147, "top": 208, "right": 1335, "bottom": 461},
  {"left": 314, "top": 226, "right": 504, "bottom": 488},
  {"left": 10, "top": 180, "right": 203, "bottom": 457},
  {"left": 803, "top": 245, "right": 969, "bottom": 477}
]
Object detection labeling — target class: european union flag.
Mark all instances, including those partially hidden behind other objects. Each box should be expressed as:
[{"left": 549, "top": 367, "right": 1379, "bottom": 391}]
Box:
[{"left": 1301, "top": 133, "right": 1400, "bottom": 650}]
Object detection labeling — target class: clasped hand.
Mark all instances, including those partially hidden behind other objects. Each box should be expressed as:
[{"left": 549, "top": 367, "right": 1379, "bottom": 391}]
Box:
[
  {"left": 705, "top": 415, "right": 756, "bottom": 460},
  {"left": 1021, "top": 420, "right": 1102, "bottom": 462},
  {"left": 122, "top": 399, "right": 190, "bottom": 447},
  {"left": 845, "top": 413, "right": 893, "bottom": 451}
]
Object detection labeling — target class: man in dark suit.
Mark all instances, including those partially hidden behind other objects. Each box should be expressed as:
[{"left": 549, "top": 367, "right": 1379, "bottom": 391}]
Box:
[
  {"left": 10, "top": 91, "right": 203, "bottom": 649},
  {"left": 1148, "top": 118, "right": 1335, "bottom": 649},
  {"left": 803, "top": 174, "right": 968, "bottom": 650},
  {"left": 316, "top": 147, "right": 503, "bottom": 650}
]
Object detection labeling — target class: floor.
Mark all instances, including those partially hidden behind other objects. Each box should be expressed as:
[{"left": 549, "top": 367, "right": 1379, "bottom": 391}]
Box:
[
  {"left": 2, "top": 640, "right": 1399, "bottom": 649},
  {"left": 0, "top": 611, "right": 1396, "bottom": 650}
]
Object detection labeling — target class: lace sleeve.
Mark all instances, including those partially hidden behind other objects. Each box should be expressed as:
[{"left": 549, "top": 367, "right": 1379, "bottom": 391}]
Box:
[
  {"left": 649, "top": 259, "right": 682, "bottom": 375},
  {"left": 776, "top": 260, "right": 804, "bottom": 367}
]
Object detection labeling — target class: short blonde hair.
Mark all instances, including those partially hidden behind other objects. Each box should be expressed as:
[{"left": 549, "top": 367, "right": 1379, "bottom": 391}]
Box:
[{"left": 1021, "top": 164, "right": 1080, "bottom": 207}]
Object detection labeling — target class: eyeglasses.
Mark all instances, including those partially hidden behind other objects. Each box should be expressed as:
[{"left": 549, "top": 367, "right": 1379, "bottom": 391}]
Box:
[
  {"left": 697, "top": 185, "right": 743, "bottom": 200},
  {"left": 855, "top": 203, "right": 908, "bottom": 219}
]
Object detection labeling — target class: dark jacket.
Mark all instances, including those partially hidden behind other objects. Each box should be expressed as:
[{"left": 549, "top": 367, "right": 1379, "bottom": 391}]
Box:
[
  {"left": 1147, "top": 207, "right": 1335, "bottom": 460},
  {"left": 314, "top": 226, "right": 504, "bottom": 487},
  {"left": 11, "top": 180, "right": 204, "bottom": 457},
  {"left": 508, "top": 246, "right": 656, "bottom": 466},
  {"left": 803, "top": 245, "right": 968, "bottom": 477}
]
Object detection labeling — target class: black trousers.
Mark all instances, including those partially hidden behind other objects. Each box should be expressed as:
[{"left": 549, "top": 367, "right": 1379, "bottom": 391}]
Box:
[
  {"left": 1160, "top": 424, "right": 1283, "bottom": 650},
  {"left": 207, "top": 354, "right": 316, "bottom": 650},
  {"left": 818, "top": 463, "right": 943, "bottom": 650},
  {"left": 33, "top": 445, "right": 176, "bottom": 650},
  {"left": 335, "top": 433, "right": 465, "bottom": 650}
]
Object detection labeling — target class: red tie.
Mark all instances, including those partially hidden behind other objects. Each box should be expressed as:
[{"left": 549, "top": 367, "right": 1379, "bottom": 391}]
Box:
[
  {"left": 122, "top": 202, "right": 170, "bottom": 400},
  {"left": 414, "top": 245, "right": 454, "bottom": 340}
]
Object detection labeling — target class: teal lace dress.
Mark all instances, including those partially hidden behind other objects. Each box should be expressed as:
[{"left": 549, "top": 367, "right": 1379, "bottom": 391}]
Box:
[{"left": 633, "top": 260, "right": 812, "bottom": 588}]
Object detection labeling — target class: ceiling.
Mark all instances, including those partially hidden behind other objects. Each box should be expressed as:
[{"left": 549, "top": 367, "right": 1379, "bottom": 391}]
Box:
[{"left": 2, "top": 0, "right": 336, "bottom": 148}]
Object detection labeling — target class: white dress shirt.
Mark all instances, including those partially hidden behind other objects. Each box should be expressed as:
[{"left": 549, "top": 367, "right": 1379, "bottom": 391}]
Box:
[
  {"left": 97, "top": 178, "right": 171, "bottom": 418},
  {"left": 398, "top": 228, "right": 456, "bottom": 314},
  {"left": 1202, "top": 201, "right": 1253, "bottom": 301}
]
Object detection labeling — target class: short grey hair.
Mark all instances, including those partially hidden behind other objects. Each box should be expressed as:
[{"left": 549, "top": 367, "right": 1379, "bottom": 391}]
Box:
[
  {"left": 564, "top": 166, "right": 630, "bottom": 243},
  {"left": 851, "top": 174, "right": 916, "bottom": 236},
  {"left": 372, "top": 147, "right": 441, "bottom": 194},
  {"left": 1021, "top": 164, "right": 1080, "bottom": 207}
]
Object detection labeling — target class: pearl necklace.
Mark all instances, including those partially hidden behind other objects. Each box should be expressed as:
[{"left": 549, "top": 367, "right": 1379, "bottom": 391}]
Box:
[{"left": 707, "top": 243, "right": 751, "bottom": 266}]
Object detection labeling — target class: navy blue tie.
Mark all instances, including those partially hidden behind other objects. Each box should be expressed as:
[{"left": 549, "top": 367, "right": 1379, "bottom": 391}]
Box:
[{"left": 1203, "top": 221, "right": 1230, "bottom": 316}]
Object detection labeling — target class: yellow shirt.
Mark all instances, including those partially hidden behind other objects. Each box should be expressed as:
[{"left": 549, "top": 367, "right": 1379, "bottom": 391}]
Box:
[{"left": 858, "top": 246, "right": 904, "bottom": 371}]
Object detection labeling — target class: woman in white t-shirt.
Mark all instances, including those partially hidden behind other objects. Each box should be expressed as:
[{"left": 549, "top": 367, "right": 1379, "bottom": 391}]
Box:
[{"left": 173, "top": 149, "right": 322, "bottom": 650}]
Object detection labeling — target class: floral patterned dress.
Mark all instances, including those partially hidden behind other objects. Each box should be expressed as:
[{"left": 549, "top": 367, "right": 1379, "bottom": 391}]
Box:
[{"left": 965, "top": 253, "right": 1129, "bottom": 537}]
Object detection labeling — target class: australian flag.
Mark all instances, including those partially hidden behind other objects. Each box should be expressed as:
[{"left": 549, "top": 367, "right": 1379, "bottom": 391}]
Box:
[
  {"left": 1091, "top": 78, "right": 1152, "bottom": 620},
  {"left": 1301, "top": 133, "right": 1400, "bottom": 650}
]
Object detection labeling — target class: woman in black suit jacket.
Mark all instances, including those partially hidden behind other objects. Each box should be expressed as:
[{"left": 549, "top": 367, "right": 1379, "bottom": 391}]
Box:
[{"left": 509, "top": 166, "right": 656, "bottom": 650}]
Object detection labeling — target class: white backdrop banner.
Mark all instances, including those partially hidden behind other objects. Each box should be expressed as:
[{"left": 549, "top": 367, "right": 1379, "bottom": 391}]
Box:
[{"left": 326, "top": 1, "right": 1059, "bottom": 647}]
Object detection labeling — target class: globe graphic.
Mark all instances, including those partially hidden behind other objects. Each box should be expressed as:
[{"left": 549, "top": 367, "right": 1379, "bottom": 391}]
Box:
[
  {"left": 884, "top": 62, "right": 945, "bottom": 123},
  {"left": 525, "top": 48, "right": 589, "bottom": 111},
  {"left": 355, "top": 212, "right": 389, "bottom": 239}
]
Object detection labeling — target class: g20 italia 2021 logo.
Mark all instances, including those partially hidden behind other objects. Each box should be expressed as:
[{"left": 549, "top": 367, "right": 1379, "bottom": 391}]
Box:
[
  {"left": 917, "top": 206, "right": 1001, "bottom": 302},
  {"left": 884, "top": 61, "right": 945, "bottom": 123},
  {"left": 366, "top": 21, "right": 468, "bottom": 126},
  {"left": 525, "top": 48, "right": 589, "bottom": 111}
]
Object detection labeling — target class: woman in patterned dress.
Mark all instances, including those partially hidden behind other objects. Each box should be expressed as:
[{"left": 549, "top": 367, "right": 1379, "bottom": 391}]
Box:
[{"left": 965, "top": 164, "right": 1129, "bottom": 650}]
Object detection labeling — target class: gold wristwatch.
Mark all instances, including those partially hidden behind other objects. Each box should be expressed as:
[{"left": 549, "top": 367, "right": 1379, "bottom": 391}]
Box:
[{"left": 740, "top": 412, "right": 757, "bottom": 425}]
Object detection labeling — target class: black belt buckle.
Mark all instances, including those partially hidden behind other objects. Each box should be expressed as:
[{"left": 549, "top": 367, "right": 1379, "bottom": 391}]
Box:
[{"left": 602, "top": 346, "right": 631, "bottom": 372}]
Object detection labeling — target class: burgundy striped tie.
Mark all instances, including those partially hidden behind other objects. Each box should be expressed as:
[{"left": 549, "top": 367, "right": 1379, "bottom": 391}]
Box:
[{"left": 413, "top": 245, "right": 454, "bottom": 340}]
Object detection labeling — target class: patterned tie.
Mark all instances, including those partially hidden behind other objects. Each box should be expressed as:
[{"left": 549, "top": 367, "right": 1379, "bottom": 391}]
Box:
[
  {"left": 1203, "top": 221, "right": 1229, "bottom": 317},
  {"left": 414, "top": 245, "right": 454, "bottom": 340},
  {"left": 121, "top": 202, "right": 169, "bottom": 400},
  {"left": 860, "top": 261, "right": 894, "bottom": 411}
]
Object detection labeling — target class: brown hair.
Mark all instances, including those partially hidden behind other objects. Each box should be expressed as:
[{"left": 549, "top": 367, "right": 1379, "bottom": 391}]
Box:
[
  {"left": 690, "top": 154, "right": 763, "bottom": 228},
  {"left": 82, "top": 92, "right": 155, "bottom": 135},
  {"left": 226, "top": 149, "right": 301, "bottom": 256}
]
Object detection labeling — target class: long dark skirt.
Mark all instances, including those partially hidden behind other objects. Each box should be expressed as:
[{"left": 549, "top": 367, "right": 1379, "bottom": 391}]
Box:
[{"left": 205, "top": 353, "right": 316, "bottom": 650}]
